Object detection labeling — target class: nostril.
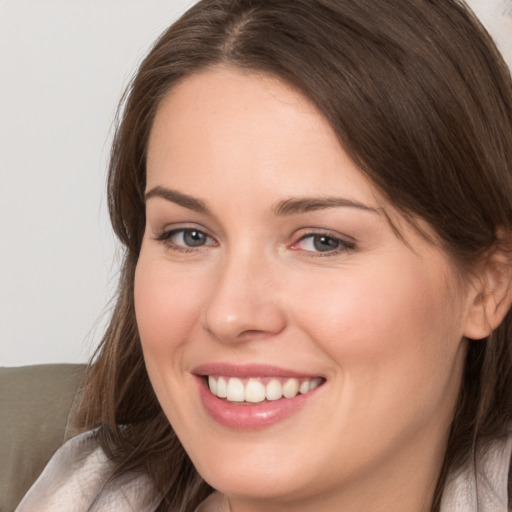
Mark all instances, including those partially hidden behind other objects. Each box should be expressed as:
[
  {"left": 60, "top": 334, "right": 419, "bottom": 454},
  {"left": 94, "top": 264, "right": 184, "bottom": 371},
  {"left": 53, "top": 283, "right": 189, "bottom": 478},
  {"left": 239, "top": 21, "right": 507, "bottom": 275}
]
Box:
[{"left": 238, "top": 329, "right": 269, "bottom": 339}]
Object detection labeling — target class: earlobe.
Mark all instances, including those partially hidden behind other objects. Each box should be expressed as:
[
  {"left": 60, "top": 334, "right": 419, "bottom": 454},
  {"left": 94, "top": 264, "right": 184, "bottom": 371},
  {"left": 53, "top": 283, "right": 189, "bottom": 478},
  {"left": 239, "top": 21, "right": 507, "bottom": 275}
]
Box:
[{"left": 463, "top": 246, "right": 512, "bottom": 340}]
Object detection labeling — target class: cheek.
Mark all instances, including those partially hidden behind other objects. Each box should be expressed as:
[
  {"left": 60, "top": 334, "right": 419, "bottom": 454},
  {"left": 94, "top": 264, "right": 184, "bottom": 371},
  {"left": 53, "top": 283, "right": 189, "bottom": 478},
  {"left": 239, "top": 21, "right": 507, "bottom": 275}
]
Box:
[
  {"left": 290, "top": 258, "right": 464, "bottom": 401},
  {"left": 133, "top": 254, "right": 208, "bottom": 426},
  {"left": 285, "top": 259, "right": 466, "bottom": 462},
  {"left": 134, "top": 256, "right": 206, "bottom": 356},
  {"left": 299, "top": 261, "right": 456, "bottom": 347}
]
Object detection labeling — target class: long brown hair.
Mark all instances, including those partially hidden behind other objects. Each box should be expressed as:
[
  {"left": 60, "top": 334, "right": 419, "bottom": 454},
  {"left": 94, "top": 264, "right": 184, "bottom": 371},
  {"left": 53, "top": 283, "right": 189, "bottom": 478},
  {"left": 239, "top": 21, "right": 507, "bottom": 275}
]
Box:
[{"left": 75, "top": 1, "right": 512, "bottom": 510}]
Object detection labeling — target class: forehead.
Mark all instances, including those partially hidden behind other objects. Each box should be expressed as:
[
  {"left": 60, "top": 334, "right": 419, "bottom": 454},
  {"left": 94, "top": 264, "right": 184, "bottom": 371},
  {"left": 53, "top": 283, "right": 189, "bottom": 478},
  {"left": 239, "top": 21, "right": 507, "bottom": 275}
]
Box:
[{"left": 146, "top": 66, "right": 380, "bottom": 207}]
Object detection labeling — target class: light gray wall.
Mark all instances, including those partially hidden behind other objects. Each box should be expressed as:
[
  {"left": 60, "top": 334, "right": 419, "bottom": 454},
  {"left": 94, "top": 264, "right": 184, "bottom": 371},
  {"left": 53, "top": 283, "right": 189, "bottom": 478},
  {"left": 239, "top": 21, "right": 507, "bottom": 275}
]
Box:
[{"left": 1, "top": 0, "right": 194, "bottom": 366}]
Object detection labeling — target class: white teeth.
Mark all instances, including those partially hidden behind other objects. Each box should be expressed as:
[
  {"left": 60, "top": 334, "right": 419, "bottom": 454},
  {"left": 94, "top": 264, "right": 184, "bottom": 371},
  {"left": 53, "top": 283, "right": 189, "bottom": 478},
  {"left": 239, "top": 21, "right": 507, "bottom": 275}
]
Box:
[
  {"left": 310, "top": 378, "right": 322, "bottom": 390},
  {"left": 217, "top": 377, "right": 228, "bottom": 398},
  {"left": 226, "top": 377, "right": 245, "bottom": 402},
  {"left": 244, "top": 379, "right": 266, "bottom": 403},
  {"left": 208, "top": 375, "right": 323, "bottom": 403},
  {"left": 282, "top": 378, "right": 299, "bottom": 398},
  {"left": 299, "top": 380, "right": 310, "bottom": 394},
  {"left": 208, "top": 376, "right": 217, "bottom": 395},
  {"left": 266, "top": 379, "right": 283, "bottom": 401}
]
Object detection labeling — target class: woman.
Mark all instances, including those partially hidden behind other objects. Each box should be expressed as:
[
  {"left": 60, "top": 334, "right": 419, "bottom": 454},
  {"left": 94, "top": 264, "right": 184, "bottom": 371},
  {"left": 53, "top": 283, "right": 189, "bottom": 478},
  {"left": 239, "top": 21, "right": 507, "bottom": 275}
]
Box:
[{"left": 16, "top": 0, "right": 512, "bottom": 511}]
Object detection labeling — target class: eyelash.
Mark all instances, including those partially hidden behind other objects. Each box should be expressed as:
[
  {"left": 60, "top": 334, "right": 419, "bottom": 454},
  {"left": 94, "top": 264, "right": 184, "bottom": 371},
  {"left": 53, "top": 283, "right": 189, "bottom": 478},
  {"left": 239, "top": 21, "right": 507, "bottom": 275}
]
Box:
[
  {"left": 290, "top": 232, "right": 356, "bottom": 256},
  {"left": 154, "top": 228, "right": 216, "bottom": 253},
  {"left": 154, "top": 228, "right": 356, "bottom": 256}
]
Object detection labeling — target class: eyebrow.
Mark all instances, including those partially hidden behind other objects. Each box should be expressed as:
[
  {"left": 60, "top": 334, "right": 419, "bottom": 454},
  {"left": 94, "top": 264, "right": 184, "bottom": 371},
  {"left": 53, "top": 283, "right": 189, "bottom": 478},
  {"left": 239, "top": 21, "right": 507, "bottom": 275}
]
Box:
[
  {"left": 273, "top": 197, "right": 380, "bottom": 216},
  {"left": 145, "top": 185, "right": 379, "bottom": 216},
  {"left": 145, "top": 186, "right": 209, "bottom": 213}
]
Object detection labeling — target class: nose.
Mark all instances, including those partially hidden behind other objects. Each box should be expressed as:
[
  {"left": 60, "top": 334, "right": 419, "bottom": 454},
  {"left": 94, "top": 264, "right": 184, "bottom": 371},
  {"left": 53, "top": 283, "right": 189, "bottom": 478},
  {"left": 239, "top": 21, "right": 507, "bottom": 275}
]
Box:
[{"left": 202, "top": 251, "right": 287, "bottom": 343}]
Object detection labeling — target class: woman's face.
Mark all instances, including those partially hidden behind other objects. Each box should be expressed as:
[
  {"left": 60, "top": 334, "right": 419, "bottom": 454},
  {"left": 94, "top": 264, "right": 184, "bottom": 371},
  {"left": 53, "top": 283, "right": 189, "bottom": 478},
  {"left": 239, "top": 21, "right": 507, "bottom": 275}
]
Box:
[{"left": 135, "top": 67, "right": 473, "bottom": 510}]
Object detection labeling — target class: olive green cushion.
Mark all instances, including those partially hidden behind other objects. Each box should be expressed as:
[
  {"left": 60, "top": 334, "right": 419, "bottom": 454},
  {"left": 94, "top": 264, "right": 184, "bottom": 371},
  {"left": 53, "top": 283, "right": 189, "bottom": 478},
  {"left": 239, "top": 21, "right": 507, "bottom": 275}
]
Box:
[{"left": 0, "top": 364, "right": 86, "bottom": 512}]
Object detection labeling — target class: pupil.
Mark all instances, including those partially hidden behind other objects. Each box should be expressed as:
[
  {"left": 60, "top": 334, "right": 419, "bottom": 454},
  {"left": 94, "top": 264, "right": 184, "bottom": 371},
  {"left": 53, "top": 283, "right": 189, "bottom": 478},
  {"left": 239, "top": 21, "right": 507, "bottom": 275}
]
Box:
[
  {"left": 313, "top": 235, "right": 339, "bottom": 252},
  {"left": 184, "top": 230, "right": 205, "bottom": 247}
]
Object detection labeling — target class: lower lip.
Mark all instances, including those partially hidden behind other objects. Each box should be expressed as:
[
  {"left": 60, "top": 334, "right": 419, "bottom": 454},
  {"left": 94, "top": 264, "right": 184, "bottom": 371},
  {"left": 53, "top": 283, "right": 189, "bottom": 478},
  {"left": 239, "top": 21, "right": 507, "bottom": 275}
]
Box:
[{"left": 197, "top": 377, "right": 320, "bottom": 429}]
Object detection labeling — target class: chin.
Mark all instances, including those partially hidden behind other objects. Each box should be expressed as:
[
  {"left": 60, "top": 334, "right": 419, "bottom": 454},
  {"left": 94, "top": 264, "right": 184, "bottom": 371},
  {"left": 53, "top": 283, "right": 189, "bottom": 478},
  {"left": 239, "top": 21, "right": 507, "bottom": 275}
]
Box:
[
  {"left": 189, "top": 440, "right": 331, "bottom": 503},
  {"left": 201, "top": 465, "right": 307, "bottom": 502}
]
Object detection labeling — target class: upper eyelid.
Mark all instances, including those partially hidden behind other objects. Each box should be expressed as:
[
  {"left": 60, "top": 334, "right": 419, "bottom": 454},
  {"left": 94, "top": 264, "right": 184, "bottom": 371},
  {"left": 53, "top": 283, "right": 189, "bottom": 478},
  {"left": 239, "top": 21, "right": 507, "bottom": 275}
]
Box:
[
  {"left": 293, "top": 227, "right": 357, "bottom": 244},
  {"left": 153, "top": 223, "right": 215, "bottom": 238},
  {"left": 157, "top": 227, "right": 215, "bottom": 240},
  {"left": 294, "top": 233, "right": 355, "bottom": 246},
  {"left": 290, "top": 231, "right": 357, "bottom": 255},
  {"left": 152, "top": 224, "right": 357, "bottom": 249}
]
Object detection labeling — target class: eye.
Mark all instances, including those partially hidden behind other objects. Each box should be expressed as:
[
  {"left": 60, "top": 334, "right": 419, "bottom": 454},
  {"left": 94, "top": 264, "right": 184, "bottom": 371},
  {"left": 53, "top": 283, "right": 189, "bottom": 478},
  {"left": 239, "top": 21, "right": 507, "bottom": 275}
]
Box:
[
  {"left": 156, "top": 228, "right": 215, "bottom": 251},
  {"left": 292, "top": 233, "right": 355, "bottom": 254}
]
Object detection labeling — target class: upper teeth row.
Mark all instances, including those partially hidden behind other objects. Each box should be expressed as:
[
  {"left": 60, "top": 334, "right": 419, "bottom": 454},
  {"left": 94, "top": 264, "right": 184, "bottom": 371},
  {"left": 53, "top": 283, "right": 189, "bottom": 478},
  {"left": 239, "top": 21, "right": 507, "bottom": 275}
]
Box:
[{"left": 208, "top": 376, "right": 322, "bottom": 403}]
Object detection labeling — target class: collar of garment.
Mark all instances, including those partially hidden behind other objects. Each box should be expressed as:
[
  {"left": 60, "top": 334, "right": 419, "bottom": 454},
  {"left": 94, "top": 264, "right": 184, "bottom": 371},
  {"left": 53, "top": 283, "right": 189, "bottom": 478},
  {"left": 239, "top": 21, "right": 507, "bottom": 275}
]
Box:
[{"left": 16, "top": 430, "right": 512, "bottom": 512}]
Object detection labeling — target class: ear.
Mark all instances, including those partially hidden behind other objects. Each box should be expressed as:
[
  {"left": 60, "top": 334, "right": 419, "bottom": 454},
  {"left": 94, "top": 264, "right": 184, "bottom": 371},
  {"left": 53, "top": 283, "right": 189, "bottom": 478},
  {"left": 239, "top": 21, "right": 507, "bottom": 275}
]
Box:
[{"left": 463, "top": 243, "right": 512, "bottom": 340}]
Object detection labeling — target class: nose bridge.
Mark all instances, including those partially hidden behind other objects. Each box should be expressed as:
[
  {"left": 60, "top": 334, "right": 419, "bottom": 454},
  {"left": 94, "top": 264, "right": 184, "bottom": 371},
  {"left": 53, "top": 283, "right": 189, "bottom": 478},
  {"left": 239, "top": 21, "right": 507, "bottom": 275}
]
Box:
[{"left": 202, "top": 242, "right": 286, "bottom": 343}]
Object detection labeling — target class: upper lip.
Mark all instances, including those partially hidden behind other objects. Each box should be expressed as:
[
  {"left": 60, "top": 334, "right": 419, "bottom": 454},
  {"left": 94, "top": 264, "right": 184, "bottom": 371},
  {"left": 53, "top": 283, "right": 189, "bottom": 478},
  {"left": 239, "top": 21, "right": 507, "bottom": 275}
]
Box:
[{"left": 193, "top": 363, "right": 323, "bottom": 379}]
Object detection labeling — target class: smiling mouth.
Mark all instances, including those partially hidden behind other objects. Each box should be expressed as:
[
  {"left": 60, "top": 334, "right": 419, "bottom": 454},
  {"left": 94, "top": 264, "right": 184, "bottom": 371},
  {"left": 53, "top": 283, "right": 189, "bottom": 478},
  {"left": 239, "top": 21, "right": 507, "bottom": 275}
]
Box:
[{"left": 207, "top": 376, "right": 325, "bottom": 403}]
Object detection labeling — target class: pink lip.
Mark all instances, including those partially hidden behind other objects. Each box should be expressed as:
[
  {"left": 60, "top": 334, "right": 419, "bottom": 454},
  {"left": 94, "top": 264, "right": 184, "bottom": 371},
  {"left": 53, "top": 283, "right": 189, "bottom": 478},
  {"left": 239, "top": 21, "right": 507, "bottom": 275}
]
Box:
[
  {"left": 193, "top": 363, "right": 320, "bottom": 379},
  {"left": 193, "top": 363, "right": 324, "bottom": 430}
]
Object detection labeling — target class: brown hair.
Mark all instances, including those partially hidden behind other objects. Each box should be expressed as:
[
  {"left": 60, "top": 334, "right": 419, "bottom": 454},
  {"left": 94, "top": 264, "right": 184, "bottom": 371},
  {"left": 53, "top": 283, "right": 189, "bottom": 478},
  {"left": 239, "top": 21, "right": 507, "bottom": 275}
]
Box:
[{"left": 75, "top": 1, "right": 512, "bottom": 510}]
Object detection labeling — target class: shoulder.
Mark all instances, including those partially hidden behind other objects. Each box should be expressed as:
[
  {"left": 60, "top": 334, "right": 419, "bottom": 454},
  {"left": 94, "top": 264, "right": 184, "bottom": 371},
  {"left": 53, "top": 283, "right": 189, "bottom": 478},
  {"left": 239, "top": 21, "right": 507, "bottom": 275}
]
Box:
[
  {"left": 441, "top": 433, "right": 512, "bottom": 512},
  {"left": 15, "top": 430, "right": 159, "bottom": 512}
]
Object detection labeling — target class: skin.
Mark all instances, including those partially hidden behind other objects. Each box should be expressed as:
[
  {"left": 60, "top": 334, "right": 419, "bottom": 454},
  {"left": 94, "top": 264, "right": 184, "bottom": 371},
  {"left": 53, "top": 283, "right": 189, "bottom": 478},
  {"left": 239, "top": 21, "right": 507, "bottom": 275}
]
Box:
[{"left": 134, "top": 66, "right": 487, "bottom": 512}]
